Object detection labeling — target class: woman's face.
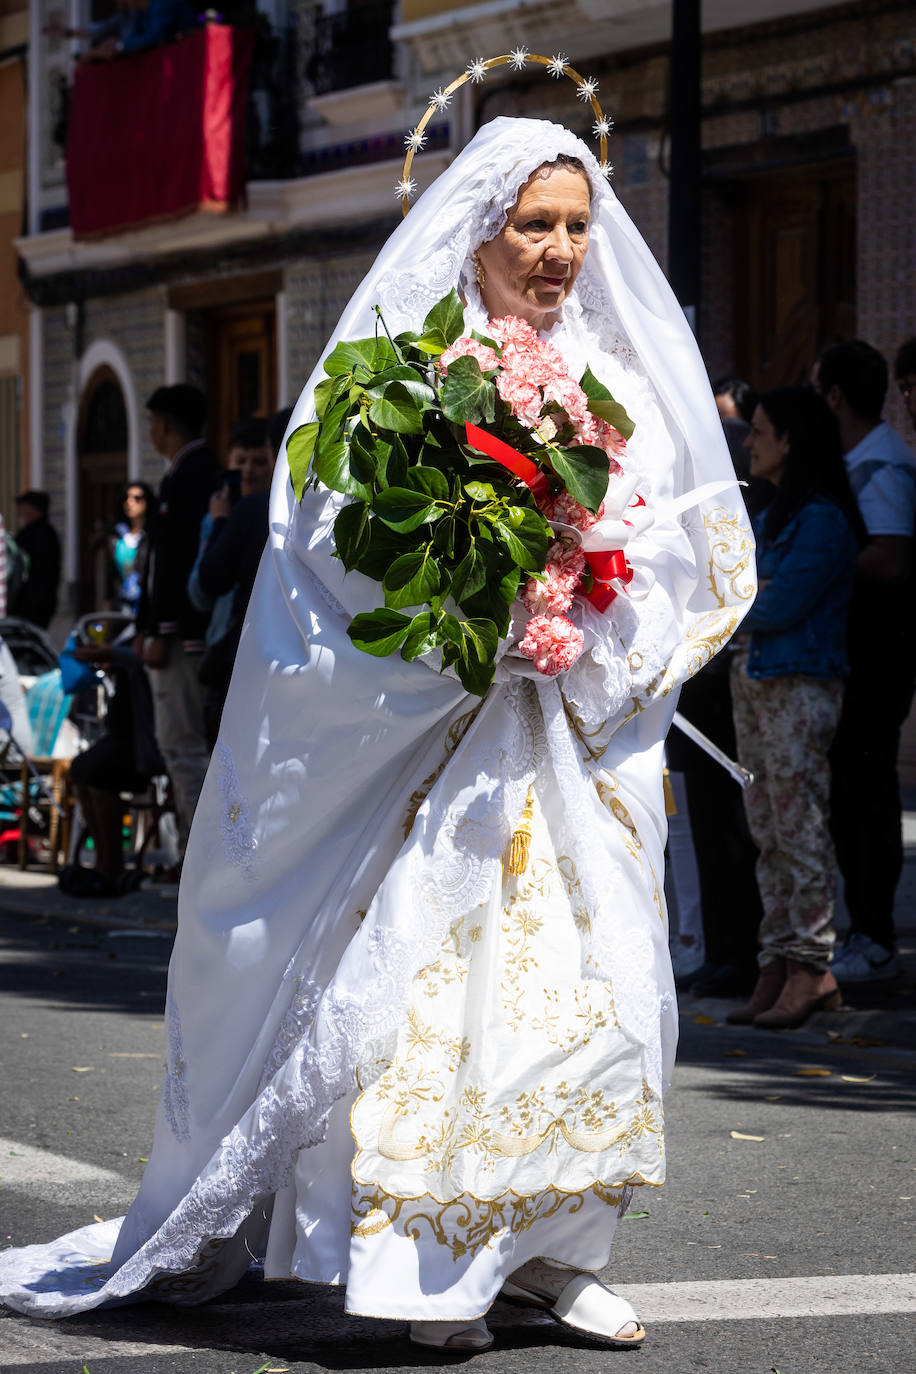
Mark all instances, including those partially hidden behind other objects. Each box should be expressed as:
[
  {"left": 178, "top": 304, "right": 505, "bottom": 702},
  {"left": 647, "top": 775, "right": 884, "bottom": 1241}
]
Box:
[
  {"left": 476, "top": 165, "right": 591, "bottom": 328},
  {"left": 123, "top": 486, "right": 147, "bottom": 521},
  {"left": 744, "top": 405, "right": 790, "bottom": 485}
]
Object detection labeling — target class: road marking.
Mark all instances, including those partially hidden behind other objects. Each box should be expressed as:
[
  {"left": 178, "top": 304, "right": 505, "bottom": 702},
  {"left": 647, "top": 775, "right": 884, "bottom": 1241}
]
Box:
[
  {"left": 0, "top": 1137, "right": 133, "bottom": 1206},
  {"left": 615, "top": 1272, "right": 916, "bottom": 1321}
]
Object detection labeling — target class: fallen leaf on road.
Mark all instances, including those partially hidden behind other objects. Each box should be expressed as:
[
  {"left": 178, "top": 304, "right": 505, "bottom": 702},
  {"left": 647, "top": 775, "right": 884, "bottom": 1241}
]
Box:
[
  {"left": 20, "top": 1033, "right": 28, "bottom": 1039},
  {"left": 795, "top": 1068, "right": 831, "bottom": 1077},
  {"left": 730, "top": 1131, "right": 765, "bottom": 1141},
  {"left": 624, "top": 1211, "right": 650, "bottom": 1219},
  {"left": 137, "top": 1156, "right": 149, "bottom": 1163},
  {"left": 693, "top": 1015, "right": 715, "bottom": 1024},
  {"left": 841, "top": 1074, "right": 877, "bottom": 1083},
  {"left": 764, "top": 1095, "right": 782, "bottom": 1101},
  {"left": 71, "top": 1067, "right": 94, "bottom": 1073},
  {"left": 68, "top": 1096, "right": 79, "bottom": 1102},
  {"left": 93, "top": 1214, "right": 103, "bottom": 1223},
  {"left": 721, "top": 1049, "right": 747, "bottom": 1057}
]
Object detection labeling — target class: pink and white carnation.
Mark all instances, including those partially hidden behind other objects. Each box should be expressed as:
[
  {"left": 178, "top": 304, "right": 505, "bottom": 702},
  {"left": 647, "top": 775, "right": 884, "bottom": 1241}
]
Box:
[
  {"left": 495, "top": 371, "right": 544, "bottom": 428},
  {"left": 518, "top": 613, "right": 585, "bottom": 677},
  {"left": 488, "top": 315, "right": 540, "bottom": 351},
  {"left": 521, "top": 541, "right": 586, "bottom": 616},
  {"left": 542, "top": 489, "right": 606, "bottom": 532},
  {"left": 577, "top": 412, "right": 627, "bottom": 458},
  {"left": 438, "top": 336, "right": 500, "bottom": 373}
]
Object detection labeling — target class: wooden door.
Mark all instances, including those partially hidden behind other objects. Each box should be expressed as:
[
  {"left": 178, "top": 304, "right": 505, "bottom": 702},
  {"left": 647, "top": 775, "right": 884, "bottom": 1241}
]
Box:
[
  {"left": 208, "top": 302, "right": 277, "bottom": 460},
  {"left": 736, "top": 160, "right": 856, "bottom": 390}
]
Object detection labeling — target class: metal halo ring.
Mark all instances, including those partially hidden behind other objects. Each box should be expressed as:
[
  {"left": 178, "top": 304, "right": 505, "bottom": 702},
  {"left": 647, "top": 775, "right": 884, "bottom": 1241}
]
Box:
[{"left": 397, "top": 52, "right": 613, "bottom": 215}]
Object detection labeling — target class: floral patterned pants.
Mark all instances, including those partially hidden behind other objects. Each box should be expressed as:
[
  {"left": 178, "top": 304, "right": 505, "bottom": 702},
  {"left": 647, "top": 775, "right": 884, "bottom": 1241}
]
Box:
[{"left": 730, "top": 654, "right": 843, "bottom": 971}]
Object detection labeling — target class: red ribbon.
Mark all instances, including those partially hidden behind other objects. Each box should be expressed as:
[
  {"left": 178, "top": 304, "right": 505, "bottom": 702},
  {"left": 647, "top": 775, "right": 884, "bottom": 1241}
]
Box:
[
  {"left": 463, "top": 422, "right": 632, "bottom": 612},
  {"left": 464, "top": 422, "right": 549, "bottom": 501},
  {"left": 583, "top": 548, "right": 633, "bottom": 612}
]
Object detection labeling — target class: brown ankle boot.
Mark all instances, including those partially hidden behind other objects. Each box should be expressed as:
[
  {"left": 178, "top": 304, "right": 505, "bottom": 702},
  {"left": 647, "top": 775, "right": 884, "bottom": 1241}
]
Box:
[
  {"left": 753, "top": 960, "right": 841, "bottom": 1029},
  {"left": 726, "top": 959, "right": 786, "bottom": 1025}
]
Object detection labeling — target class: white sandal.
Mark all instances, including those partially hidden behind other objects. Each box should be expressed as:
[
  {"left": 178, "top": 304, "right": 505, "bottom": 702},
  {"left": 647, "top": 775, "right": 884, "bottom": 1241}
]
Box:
[
  {"left": 501, "top": 1267, "right": 645, "bottom": 1348},
  {"left": 409, "top": 1317, "right": 494, "bottom": 1351}
]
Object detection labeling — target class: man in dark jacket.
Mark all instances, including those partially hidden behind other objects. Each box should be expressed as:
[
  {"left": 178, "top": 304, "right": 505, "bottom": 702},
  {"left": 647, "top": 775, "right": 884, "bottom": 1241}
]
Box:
[
  {"left": 137, "top": 384, "right": 221, "bottom": 856},
  {"left": 12, "top": 491, "right": 61, "bottom": 629}
]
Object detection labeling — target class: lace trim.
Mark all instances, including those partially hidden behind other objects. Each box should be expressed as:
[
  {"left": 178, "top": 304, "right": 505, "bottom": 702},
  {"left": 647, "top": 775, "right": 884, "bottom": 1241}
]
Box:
[{"left": 215, "top": 740, "right": 257, "bottom": 879}]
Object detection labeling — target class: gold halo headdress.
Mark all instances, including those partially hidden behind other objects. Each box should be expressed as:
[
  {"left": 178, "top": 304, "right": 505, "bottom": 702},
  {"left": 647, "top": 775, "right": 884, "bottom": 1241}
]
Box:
[{"left": 396, "top": 49, "right": 613, "bottom": 215}]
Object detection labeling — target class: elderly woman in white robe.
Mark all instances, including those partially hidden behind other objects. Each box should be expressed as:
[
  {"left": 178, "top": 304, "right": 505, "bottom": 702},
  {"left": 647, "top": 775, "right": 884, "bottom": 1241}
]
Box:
[{"left": 0, "top": 117, "right": 754, "bottom": 1351}]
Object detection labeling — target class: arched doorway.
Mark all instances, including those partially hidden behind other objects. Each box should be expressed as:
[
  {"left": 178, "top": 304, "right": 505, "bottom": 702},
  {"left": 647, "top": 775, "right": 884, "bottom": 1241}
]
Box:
[{"left": 77, "top": 367, "right": 128, "bottom": 612}]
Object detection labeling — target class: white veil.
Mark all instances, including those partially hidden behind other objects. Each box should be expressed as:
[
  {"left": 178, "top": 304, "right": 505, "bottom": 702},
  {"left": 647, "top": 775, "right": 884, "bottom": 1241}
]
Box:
[{"left": 0, "top": 117, "right": 755, "bottom": 1319}]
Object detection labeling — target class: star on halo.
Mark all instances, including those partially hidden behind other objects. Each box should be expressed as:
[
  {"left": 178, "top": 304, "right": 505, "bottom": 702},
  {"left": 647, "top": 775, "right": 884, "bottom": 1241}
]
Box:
[
  {"left": 576, "top": 77, "right": 599, "bottom": 101},
  {"left": 593, "top": 116, "right": 613, "bottom": 138},
  {"left": 598, "top": 160, "right": 614, "bottom": 179},
  {"left": 404, "top": 129, "right": 427, "bottom": 151},
  {"left": 508, "top": 46, "right": 529, "bottom": 70},
  {"left": 395, "top": 177, "right": 417, "bottom": 200},
  {"left": 466, "top": 57, "right": 487, "bottom": 83},
  {"left": 430, "top": 87, "right": 452, "bottom": 110},
  {"left": 547, "top": 53, "right": 568, "bottom": 78}
]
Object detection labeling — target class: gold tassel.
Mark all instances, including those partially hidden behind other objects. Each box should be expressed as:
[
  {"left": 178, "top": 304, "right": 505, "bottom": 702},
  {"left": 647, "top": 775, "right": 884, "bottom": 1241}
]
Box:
[
  {"left": 506, "top": 785, "right": 536, "bottom": 876},
  {"left": 663, "top": 767, "right": 676, "bottom": 817}
]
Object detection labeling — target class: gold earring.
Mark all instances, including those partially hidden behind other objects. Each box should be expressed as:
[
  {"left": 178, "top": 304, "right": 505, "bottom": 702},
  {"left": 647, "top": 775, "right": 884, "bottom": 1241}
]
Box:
[{"left": 473, "top": 250, "right": 486, "bottom": 287}]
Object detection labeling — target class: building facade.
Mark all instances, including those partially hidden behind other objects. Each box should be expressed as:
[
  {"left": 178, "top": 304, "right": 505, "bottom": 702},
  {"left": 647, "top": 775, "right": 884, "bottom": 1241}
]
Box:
[{"left": 13, "top": 0, "right": 916, "bottom": 634}]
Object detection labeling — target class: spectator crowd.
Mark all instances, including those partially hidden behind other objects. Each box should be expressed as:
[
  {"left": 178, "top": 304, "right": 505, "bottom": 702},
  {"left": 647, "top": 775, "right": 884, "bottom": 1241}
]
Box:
[{"left": 670, "top": 334, "right": 916, "bottom": 1024}]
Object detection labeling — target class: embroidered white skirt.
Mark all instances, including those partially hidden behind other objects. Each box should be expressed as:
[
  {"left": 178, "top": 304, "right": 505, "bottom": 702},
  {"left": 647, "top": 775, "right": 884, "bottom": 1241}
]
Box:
[{"left": 264, "top": 772, "right": 665, "bottom": 1319}]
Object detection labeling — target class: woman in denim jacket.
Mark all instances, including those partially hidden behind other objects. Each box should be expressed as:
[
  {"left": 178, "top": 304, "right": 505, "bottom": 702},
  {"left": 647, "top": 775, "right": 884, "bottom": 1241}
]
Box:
[{"left": 727, "top": 387, "right": 865, "bottom": 1029}]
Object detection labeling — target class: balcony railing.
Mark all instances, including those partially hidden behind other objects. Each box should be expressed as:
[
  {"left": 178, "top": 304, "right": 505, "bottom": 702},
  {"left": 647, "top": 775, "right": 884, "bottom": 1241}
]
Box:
[{"left": 307, "top": 0, "right": 395, "bottom": 95}]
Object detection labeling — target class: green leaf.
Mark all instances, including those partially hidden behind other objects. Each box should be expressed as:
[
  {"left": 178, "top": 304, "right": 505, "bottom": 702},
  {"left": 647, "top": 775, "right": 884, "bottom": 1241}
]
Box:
[
  {"left": 373, "top": 486, "right": 441, "bottom": 533},
  {"left": 401, "top": 611, "right": 441, "bottom": 661},
  {"left": 492, "top": 506, "right": 550, "bottom": 571},
  {"left": 382, "top": 435, "right": 409, "bottom": 488},
  {"left": 439, "top": 355, "right": 497, "bottom": 425},
  {"left": 369, "top": 381, "right": 425, "bottom": 435},
  {"left": 348, "top": 427, "right": 379, "bottom": 485},
  {"left": 450, "top": 545, "right": 487, "bottom": 604},
  {"left": 579, "top": 365, "right": 636, "bottom": 440},
  {"left": 548, "top": 443, "right": 611, "bottom": 514},
  {"left": 461, "top": 617, "right": 499, "bottom": 664},
  {"left": 383, "top": 550, "right": 441, "bottom": 609},
  {"left": 356, "top": 518, "right": 417, "bottom": 580},
  {"left": 347, "top": 608, "right": 411, "bottom": 657},
  {"left": 433, "top": 516, "right": 456, "bottom": 559},
  {"left": 461, "top": 563, "right": 521, "bottom": 636},
  {"left": 413, "top": 332, "right": 448, "bottom": 357},
  {"left": 323, "top": 336, "right": 397, "bottom": 378},
  {"left": 406, "top": 465, "right": 450, "bottom": 501},
  {"left": 465, "top": 480, "right": 497, "bottom": 503},
  {"left": 364, "top": 364, "right": 437, "bottom": 409},
  {"left": 313, "top": 372, "right": 350, "bottom": 420},
  {"left": 455, "top": 644, "right": 495, "bottom": 696},
  {"left": 333, "top": 501, "right": 370, "bottom": 571},
  {"left": 422, "top": 288, "right": 465, "bottom": 348},
  {"left": 286, "top": 422, "right": 319, "bottom": 501}
]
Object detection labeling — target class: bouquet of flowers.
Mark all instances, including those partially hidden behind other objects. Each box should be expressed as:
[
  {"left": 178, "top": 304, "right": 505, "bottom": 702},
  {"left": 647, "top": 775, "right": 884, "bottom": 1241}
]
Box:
[{"left": 287, "top": 290, "right": 635, "bottom": 696}]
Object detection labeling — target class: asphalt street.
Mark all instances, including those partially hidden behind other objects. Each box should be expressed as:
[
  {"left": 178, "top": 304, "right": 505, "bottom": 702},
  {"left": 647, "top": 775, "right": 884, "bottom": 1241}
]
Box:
[{"left": 0, "top": 909, "right": 914, "bottom": 1374}]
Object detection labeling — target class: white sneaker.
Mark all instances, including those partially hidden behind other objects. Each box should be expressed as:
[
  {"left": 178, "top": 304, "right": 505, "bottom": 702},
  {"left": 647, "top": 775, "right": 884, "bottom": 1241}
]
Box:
[{"left": 832, "top": 933, "right": 901, "bottom": 983}]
